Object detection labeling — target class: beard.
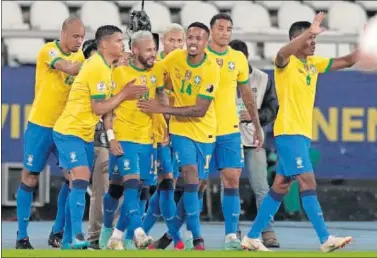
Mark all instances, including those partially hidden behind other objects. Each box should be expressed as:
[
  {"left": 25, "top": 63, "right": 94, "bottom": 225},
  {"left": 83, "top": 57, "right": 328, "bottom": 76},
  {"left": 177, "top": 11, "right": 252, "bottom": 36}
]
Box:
[{"left": 138, "top": 55, "right": 154, "bottom": 69}]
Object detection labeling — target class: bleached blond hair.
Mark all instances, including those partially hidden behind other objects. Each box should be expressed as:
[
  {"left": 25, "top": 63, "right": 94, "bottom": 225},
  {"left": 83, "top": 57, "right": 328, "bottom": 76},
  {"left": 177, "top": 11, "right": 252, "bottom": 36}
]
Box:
[
  {"left": 131, "top": 30, "right": 154, "bottom": 47},
  {"left": 162, "top": 23, "right": 185, "bottom": 38}
]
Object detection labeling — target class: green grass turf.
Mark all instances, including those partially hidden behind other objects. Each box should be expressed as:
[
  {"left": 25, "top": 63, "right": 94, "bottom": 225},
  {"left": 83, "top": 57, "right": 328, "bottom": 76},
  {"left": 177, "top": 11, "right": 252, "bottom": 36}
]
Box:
[{"left": 3, "top": 250, "right": 377, "bottom": 258}]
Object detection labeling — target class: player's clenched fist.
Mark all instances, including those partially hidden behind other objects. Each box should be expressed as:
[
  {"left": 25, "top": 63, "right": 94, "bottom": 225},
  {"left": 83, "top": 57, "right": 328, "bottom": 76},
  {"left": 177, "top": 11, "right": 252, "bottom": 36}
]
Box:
[
  {"left": 119, "top": 79, "right": 149, "bottom": 101},
  {"left": 109, "top": 139, "right": 123, "bottom": 156}
]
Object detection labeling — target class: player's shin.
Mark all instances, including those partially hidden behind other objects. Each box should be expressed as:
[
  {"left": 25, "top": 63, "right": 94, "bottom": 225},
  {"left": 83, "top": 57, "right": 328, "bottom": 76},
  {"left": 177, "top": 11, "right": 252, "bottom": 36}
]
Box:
[
  {"left": 222, "top": 188, "right": 241, "bottom": 235},
  {"left": 139, "top": 185, "right": 149, "bottom": 217},
  {"left": 247, "top": 189, "right": 284, "bottom": 239},
  {"left": 300, "top": 189, "right": 330, "bottom": 244},
  {"left": 183, "top": 184, "right": 201, "bottom": 239},
  {"left": 52, "top": 180, "right": 70, "bottom": 234},
  {"left": 159, "top": 179, "right": 178, "bottom": 235},
  {"left": 103, "top": 184, "right": 123, "bottom": 229},
  {"left": 142, "top": 190, "right": 161, "bottom": 234},
  {"left": 69, "top": 179, "right": 89, "bottom": 239},
  {"left": 16, "top": 182, "right": 35, "bottom": 240},
  {"left": 62, "top": 190, "right": 72, "bottom": 246}
]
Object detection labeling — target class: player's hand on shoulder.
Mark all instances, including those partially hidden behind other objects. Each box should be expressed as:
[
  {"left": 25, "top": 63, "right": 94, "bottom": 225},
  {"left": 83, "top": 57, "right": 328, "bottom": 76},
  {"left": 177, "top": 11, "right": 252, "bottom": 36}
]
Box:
[
  {"left": 109, "top": 139, "right": 123, "bottom": 156},
  {"left": 310, "top": 12, "right": 326, "bottom": 35},
  {"left": 119, "top": 79, "right": 148, "bottom": 100},
  {"left": 137, "top": 99, "right": 163, "bottom": 114}
]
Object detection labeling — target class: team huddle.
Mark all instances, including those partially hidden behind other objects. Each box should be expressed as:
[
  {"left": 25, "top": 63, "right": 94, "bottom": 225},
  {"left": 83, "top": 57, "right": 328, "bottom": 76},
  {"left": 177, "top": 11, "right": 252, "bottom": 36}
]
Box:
[{"left": 16, "top": 11, "right": 358, "bottom": 253}]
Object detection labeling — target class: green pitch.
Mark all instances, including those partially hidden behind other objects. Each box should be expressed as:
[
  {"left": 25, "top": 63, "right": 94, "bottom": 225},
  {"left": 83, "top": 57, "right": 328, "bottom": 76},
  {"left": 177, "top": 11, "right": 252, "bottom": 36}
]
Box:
[{"left": 3, "top": 250, "right": 377, "bottom": 258}]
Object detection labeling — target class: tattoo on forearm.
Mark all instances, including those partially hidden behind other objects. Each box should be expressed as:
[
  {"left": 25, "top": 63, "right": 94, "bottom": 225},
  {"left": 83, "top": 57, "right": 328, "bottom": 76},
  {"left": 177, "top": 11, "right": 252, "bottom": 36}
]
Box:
[{"left": 167, "top": 106, "right": 205, "bottom": 117}]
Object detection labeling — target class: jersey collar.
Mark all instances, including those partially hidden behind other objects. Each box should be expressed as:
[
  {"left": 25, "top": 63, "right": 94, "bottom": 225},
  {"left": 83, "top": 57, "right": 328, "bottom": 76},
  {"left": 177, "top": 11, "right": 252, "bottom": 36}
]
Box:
[
  {"left": 55, "top": 40, "right": 70, "bottom": 56},
  {"left": 207, "top": 45, "right": 228, "bottom": 56}
]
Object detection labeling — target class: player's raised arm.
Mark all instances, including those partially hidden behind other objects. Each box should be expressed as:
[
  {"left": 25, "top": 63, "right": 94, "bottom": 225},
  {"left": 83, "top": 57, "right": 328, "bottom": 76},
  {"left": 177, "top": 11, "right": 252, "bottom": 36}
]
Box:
[
  {"left": 327, "top": 50, "right": 359, "bottom": 71},
  {"left": 276, "top": 12, "right": 326, "bottom": 68},
  {"left": 47, "top": 17, "right": 86, "bottom": 76}
]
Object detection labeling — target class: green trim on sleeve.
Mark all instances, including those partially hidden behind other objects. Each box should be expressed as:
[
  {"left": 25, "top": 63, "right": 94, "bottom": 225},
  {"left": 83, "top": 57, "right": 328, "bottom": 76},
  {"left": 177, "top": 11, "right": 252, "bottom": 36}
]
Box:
[
  {"left": 156, "top": 84, "right": 165, "bottom": 90},
  {"left": 91, "top": 94, "right": 106, "bottom": 99},
  {"left": 110, "top": 93, "right": 114, "bottom": 97},
  {"left": 198, "top": 94, "right": 213, "bottom": 100},
  {"left": 324, "top": 58, "right": 334, "bottom": 73},
  {"left": 237, "top": 79, "right": 249, "bottom": 85},
  {"left": 49, "top": 57, "right": 63, "bottom": 69}
]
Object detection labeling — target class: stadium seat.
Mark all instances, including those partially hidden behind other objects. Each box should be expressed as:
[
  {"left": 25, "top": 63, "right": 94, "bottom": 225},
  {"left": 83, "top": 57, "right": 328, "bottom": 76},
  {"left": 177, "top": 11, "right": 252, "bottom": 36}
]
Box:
[
  {"left": 30, "top": 1, "right": 69, "bottom": 30},
  {"left": 255, "top": 1, "right": 285, "bottom": 11},
  {"left": 245, "top": 41, "right": 261, "bottom": 61},
  {"left": 15, "top": 1, "right": 34, "bottom": 7},
  {"left": 162, "top": 1, "right": 187, "bottom": 9},
  {"left": 4, "top": 38, "right": 45, "bottom": 67},
  {"left": 80, "top": 1, "right": 123, "bottom": 31},
  {"left": 303, "top": 1, "right": 334, "bottom": 11},
  {"left": 131, "top": 2, "right": 172, "bottom": 33},
  {"left": 212, "top": 1, "right": 234, "bottom": 10},
  {"left": 232, "top": 2, "right": 271, "bottom": 32},
  {"left": 180, "top": 1, "right": 219, "bottom": 28},
  {"left": 65, "top": 1, "right": 86, "bottom": 8},
  {"left": 263, "top": 42, "right": 285, "bottom": 61},
  {"left": 357, "top": 1, "right": 377, "bottom": 11},
  {"left": 116, "top": 1, "right": 139, "bottom": 8},
  {"left": 2, "top": 1, "right": 29, "bottom": 29},
  {"left": 314, "top": 43, "right": 337, "bottom": 57},
  {"left": 328, "top": 1, "right": 367, "bottom": 33},
  {"left": 278, "top": 2, "right": 316, "bottom": 29}
]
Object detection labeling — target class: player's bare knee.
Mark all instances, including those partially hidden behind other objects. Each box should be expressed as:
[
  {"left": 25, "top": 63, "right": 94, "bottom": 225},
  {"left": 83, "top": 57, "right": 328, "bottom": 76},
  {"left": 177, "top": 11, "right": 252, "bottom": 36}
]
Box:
[
  {"left": 22, "top": 170, "right": 39, "bottom": 187},
  {"left": 108, "top": 184, "right": 124, "bottom": 199},
  {"left": 70, "top": 166, "right": 91, "bottom": 181},
  {"left": 221, "top": 168, "right": 241, "bottom": 188},
  {"left": 199, "top": 179, "right": 208, "bottom": 192},
  {"left": 182, "top": 165, "right": 199, "bottom": 184},
  {"left": 297, "top": 172, "right": 317, "bottom": 191}
]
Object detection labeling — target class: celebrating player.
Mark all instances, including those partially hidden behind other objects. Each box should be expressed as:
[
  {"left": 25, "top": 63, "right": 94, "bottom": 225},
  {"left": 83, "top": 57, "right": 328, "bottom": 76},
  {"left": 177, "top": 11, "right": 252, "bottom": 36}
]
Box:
[
  {"left": 137, "top": 22, "right": 220, "bottom": 250},
  {"left": 241, "top": 12, "right": 358, "bottom": 252},
  {"left": 141, "top": 23, "right": 185, "bottom": 245},
  {"left": 205, "top": 13, "right": 264, "bottom": 250},
  {"left": 52, "top": 25, "right": 146, "bottom": 249},
  {"left": 16, "top": 17, "right": 85, "bottom": 250},
  {"left": 101, "top": 30, "right": 166, "bottom": 250}
]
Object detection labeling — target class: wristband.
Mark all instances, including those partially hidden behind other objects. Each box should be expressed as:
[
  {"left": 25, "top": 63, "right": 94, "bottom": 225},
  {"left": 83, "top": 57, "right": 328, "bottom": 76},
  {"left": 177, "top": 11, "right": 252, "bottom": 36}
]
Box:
[{"left": 106, "top": 129, "right": 115, "bottom": 141}]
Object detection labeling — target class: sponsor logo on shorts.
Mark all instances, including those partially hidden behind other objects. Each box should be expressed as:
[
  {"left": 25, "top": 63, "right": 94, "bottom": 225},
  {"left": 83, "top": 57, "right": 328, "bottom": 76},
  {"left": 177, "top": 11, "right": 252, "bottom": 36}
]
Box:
[
  {"left": 26, "top": 155, "right": 34, "bottom": 166},
  {"left": 296, "top": 156, "right": 303, "bottom": 169},
  {"left": 70, "top": 152, "right": 77, "bottom": 163},
  {"left": 124, "top": 159, "right": 130, "bottom": 170}
]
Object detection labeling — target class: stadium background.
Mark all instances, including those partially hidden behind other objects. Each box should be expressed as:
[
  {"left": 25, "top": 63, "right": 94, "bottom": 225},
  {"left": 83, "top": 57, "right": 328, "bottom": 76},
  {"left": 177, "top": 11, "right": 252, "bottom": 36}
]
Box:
[{"left": 2, "top": 0, "right": 377, "bottom": 224}]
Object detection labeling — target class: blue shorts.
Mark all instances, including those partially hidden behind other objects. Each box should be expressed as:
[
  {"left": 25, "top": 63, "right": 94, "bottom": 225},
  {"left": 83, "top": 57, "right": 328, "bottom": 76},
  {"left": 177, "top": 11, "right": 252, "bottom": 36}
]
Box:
[
  {"left": 210, "top": 132, "right": 244, "bottom": 174},
  {"left": 275, "top": 135, "right": 313, "bottom": 178},
  {"left": 156, "top": 144, "right": 175, "bottom": 177},
  {"left": 23, "top": 122, "right": 58, "bottom": 172},
  {"left": 53, "top": 131, "right": 94, "bottom": 171},
  {"left": 109, "top": 141, "right": 156, "bottom": 186},
  {"left": 170, "top": 134, "right": 214, "bottom": 180}
]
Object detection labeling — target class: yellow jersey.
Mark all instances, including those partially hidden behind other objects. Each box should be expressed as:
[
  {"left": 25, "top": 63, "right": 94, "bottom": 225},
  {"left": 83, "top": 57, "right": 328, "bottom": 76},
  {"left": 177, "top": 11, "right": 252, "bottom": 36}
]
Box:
[
  {"left": 54, "top": 52, "right": 114, "bottom": 142},
  {"left": 274, "top": 55, "right": 332, "bottom": 139},
  {"left": 206, "top": 46, "right": 249, "bottom": 136},
  {"left": 112, "top": 60, "right": 165, "bottom": 144},
  {"left": 161, "top": 49, "right": 220, "bottom": 143},
  {"left": 28, "top": 40, "right": 85, "bottom": 127}
]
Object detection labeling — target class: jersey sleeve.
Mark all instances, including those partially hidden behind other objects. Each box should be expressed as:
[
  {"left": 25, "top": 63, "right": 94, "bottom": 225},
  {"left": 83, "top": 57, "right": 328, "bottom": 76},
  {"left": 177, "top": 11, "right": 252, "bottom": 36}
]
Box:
[
  {"left": 237, "top": 53, "right": 250, "bottom": 85},
  {"left": 313, "top": 56, "right": 333, "bottom": 73},
  {"left": 198, "top": 63, "right": 220, "bottom": 100},
  {"left": 40, "top": 45, "right": 64, "bottom": 69},
  {"left": 88, "top": 67, "right": 109, "bottom": 100},
  {"left": 155, "top": 63, "right": 166, "bottom": 90}
]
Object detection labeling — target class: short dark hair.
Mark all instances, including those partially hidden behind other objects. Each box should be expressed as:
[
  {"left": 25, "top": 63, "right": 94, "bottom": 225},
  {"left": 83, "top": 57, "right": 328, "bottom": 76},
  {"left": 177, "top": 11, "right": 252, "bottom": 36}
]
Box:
[
  {"left": 229, "top": 39, "right": 248, "bottom": 58},
  {"left": 210, "top": 13, "right": 233, "bottom": 28},
  {"left": 82, "top": 39, "right": 97, "bottom": 59},
  {"left": 187, "top": 22, "right": 210, "bottom": 37},
  {"left": 289, "top": 21, "right": 311, "bottom": 40},
  {"left": 95, "top": 25, "right": 122, "bottom": 44}
]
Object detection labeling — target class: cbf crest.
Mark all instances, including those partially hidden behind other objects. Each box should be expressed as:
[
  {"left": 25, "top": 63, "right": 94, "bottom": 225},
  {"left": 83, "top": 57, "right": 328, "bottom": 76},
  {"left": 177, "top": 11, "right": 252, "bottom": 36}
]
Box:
[
  {"left": 310, "top": 64, "right": 317, "bottom": 74},
  {"left": 216, "top": 58, "right": 223, "bottom": 67},
  {"left": 70, "top": 152, "right": 77, "bottom": 163},
  {"left": 140, "top": 75, "right": 147, "bottom": 85},
  {"left": 228, "top": 61, "right": 235, "bottom": 70},
  {"left": 194, "top": 75, "right": 201, "bottom": 85},
  {"left": 150, "top": 75, "right": 157, "bottom": 84}
]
